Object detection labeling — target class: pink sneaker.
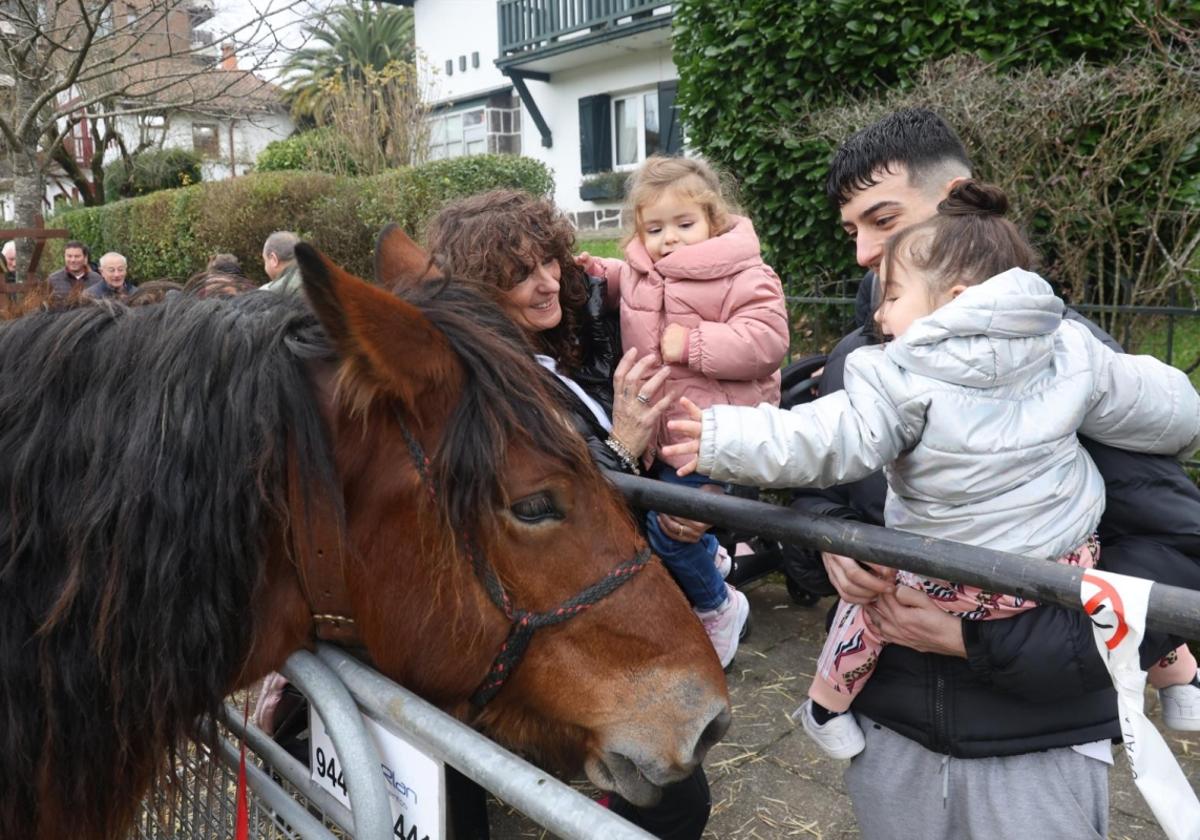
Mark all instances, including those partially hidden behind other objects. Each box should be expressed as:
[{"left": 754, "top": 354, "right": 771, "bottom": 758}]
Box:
[{"left": 695, "top": 585, "right": 750, "bottom": 669}]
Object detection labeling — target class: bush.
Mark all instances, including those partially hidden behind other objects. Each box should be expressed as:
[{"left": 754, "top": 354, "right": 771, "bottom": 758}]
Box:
[
  {"left": 49, "top": 154, "right": 554, "bottom": 283},
  {"left": 254, "top": 128, "right": 361, "bottom": 175},
  {"left": 104, "top": 147, "right": 203, "bottom": 202},
  {"left": 809, "top": 51, "right": 1200, "bottom": 353},
  {"left": 672, "top": 0, "right": 1197, "bottom": 294}
]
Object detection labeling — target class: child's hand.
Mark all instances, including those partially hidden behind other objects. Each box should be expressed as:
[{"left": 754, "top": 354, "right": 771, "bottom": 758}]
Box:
[
  {"left": 575, "top": 251, "right": 597, "bottom": 273},
  {"left": 661, "top": 397, "right": 703, "bottom": 476},
  {"left": 660, "top": 323, "right": 691, "bottom": 364}
]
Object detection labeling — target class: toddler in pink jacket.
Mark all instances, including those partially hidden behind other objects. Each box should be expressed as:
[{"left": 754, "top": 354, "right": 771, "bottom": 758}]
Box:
[{"left": 579, "top": 156, "right": 789, "bottom": 667}]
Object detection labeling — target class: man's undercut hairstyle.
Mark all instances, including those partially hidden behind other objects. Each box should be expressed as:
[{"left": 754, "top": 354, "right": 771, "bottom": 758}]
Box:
[
  {"left": 826, "top": 108, "right": 973, "bottom": 207},
  {"left": 263, "top": 231, "right": 300, "bottom": 263},
  {"left": 64, "top": 240, "right": 89, "bottom": 258}
]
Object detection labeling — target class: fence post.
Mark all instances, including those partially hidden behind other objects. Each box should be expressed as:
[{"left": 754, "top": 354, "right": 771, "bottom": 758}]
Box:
[{"left": 281, "top": 650, "right": 395, "bottom": 839}]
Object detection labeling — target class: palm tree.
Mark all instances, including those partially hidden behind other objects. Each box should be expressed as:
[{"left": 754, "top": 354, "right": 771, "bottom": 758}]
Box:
[{"left": 283, "top": 1, "right": 415, "bottom": 120}]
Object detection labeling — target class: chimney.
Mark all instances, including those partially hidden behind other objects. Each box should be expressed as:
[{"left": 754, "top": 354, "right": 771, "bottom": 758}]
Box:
[{"left": 220, "top": 43, "right": 237, "bottom": 71}]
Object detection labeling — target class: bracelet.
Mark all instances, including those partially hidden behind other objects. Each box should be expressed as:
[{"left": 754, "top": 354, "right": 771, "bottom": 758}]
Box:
[{"left": 605, "top": 435, "right": 641, "bottom": 475}]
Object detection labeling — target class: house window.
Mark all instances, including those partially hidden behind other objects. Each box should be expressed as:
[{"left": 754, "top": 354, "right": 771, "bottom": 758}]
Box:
[
  {"left": 612, "top": 90, "right": 661, "bottom": 170},
  {"left": 459, "top": 55, "right": 467, "bottom": 72},
  {"left": 445, "top": 59, "right": 453, "bottom": 76},
  {"left": 428, "top": 107, "right": 487, "bottom": 160},
  {"left": 472, "top": 52, "right": 480, "bottom": 68},
  {"left": 192, "top": 122, "right": 219, "bottom": 157}
]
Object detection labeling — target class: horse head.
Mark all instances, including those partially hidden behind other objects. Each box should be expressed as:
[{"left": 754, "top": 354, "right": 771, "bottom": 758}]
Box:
[{"left": 290, "top": 234, "right": 730, "bottom": 805}]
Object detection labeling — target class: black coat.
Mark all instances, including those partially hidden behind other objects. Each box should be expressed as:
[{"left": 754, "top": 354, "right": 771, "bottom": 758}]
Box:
[{"left": 789, "top": 272, "right": 1199, "bottom": 757}]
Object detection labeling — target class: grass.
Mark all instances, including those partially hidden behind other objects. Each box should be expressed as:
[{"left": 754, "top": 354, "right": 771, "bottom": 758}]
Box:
[{"left": 575, "top": 235, "right": 623, "bottom": 260}]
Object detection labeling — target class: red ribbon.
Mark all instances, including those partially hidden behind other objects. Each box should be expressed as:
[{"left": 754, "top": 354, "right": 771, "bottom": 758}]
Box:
[{"left": 235, "top": 695, "right": 250, "bottom": 840}]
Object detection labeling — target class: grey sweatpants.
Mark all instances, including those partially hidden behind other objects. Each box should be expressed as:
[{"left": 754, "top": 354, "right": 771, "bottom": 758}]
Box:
[{"left": 845, "top": 716, "right": 1109, "bottom": 840}]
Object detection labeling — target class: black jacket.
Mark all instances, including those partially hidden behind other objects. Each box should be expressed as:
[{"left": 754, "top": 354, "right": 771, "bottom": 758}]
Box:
[
  {"left": 545, "top": 276, "right": 630, "bottom": 473},
  {"left": 790, "top": 273, "right": 1199, "bottom": 757}
]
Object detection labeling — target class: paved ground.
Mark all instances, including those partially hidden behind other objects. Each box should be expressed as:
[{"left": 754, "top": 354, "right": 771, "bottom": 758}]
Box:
[{"left": 489, "top": 575, "right": 1200, "bottom": 839}]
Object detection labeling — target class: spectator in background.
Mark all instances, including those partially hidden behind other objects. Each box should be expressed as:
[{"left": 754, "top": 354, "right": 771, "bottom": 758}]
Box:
[
  {"left": 206, "top": 253, "right": 245, "bottom": 278},
  {"left": 2, "top": 241, "right": 15, "bottom": 283},
  {"left": 260, "top": 231, "right": 300, "bottom": 293},
  {"left": 47, "top": 240, "right": 102, "bottom": 298},
  {"left": 85, "top": 252, "right": 137, "bottom": 299}
]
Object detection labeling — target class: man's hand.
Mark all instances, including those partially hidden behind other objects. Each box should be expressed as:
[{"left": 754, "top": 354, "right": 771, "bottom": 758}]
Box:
[
  {"left": 821, "top": 552, "right": 894, "bottom": 604},
  {"left": 660, "top": 323, "right": 691, "bottom": 365},
  {"left": 865, "top": 586, "right": 966, "bottom": 658},
  {"left": 662, "top": 397, "right": 703, "bottom": 476}
]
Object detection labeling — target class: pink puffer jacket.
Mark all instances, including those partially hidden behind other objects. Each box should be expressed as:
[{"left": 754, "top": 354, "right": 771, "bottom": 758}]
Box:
[{"left": 589, "top": 215, "right": 789, "bottom": 468}]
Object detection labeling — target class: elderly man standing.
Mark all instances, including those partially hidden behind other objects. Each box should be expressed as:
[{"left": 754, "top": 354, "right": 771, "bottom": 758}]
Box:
[
  {"left": 2, "top": 241, "right": 15, "bottom": 283},
  {"left": 47, "top": 240, "right": 102, "bottom": 297},
  {"left": 260, "top": 231, "right": 300, "bottom": 293},
  {"left": 85, "top": 252, "right": 136, "bottom": 299}
]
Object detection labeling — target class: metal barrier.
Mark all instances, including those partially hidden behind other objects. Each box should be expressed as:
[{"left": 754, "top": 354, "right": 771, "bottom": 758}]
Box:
[
  {"left": 607, "top": 471, "right": 1200, "bottom": 640},
  {"left": 132, "top": 648, "right": 656, "bottom": 839}
]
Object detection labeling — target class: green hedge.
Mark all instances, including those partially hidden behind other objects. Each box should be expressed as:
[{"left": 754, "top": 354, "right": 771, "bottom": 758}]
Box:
[
  {"left": 672, "top": 0, "right": 1194, "bottom": 292},
  {"left": 254, "top": 128, "right": 361, "bottom": 176},
  {"left": 49, "top": 154, "right": 554, "bottom": 283},
  {"left": 104, "top": 147, "right": 203, "bottom": 202}
]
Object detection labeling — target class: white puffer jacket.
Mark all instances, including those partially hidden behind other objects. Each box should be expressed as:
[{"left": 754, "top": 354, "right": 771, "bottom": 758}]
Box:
[{"left": 698, "top": 269, "right": 1200, "bottom": 561}]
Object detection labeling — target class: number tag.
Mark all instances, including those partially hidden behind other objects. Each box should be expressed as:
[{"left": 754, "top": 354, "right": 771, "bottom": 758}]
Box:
[{"left": 310, "top": 708, "right": 446, "bottom": 840}]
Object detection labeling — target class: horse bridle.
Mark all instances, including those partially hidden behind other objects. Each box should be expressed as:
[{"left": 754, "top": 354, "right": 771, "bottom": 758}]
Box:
[{"left": 290, "top": 406, "right": 652, "bottom": 708}]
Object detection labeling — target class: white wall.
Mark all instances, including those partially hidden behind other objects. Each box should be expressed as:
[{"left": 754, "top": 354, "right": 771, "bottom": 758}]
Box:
[
  {"left": 414, "top": 0, "right": 507, "bottom": 104},
  {"left": 157, "top": 111, "right": 294, "bottom": 180},
  {"left": 519, "top": 46, "right": 677, "bottom": 214}
]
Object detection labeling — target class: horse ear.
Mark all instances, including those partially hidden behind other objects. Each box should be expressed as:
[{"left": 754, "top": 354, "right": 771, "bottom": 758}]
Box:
[
  {"left": 374, "top": 223, "right": 441, "bottom": 291},
  {"left": 296, "top": 242, "right": 454, "bottom": 407}
]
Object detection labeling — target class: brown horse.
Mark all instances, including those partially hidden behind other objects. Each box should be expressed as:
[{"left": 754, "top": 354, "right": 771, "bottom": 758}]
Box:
[{"left": 0, "top": 230, "right": 729, "bottom": 840}]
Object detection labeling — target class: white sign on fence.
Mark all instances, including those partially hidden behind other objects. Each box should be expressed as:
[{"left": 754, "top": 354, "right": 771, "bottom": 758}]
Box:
[{"left": 310, "top": 707, "right": 446, "bottom": 840}]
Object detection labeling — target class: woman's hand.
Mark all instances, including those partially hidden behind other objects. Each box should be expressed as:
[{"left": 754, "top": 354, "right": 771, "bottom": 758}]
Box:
[
  {"left": 865, "top": 586, "right": 966, "bottom": 658},
  {"left": 660, "top": 323, "right": 691, "bottom": 365},
  {"left": 821, "top": 552, "right": 895, "bottom": 605},
  {"left": 609, "top": 348, "right": 671, "bottom": 460},
  {"left": 661, "top": 397, "right": 702, "bottom": 476}
]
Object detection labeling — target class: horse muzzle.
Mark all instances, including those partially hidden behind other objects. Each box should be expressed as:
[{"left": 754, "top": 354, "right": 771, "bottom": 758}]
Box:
[{"left": 584, "top": 702, "right": 731, "bottom": 806}]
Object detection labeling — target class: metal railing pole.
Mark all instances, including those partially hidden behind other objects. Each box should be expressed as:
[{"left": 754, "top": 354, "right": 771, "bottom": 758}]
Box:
[
  {"left": 315, "top": 645, "right": 657, "bottom": 840},
  {"left": 606, "top": 471, "right": 1200, "bottom": 640},
  {"left": 281, "top": 651, "right": 395, "bottom": 840},
  {"left": 220, "top": 703, "right": 356, "bottom": 832}
]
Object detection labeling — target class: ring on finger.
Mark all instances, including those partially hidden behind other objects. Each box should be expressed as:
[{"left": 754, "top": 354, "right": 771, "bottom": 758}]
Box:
[{"left": 636, "top": 393, "right": 650, "bottom": 404}]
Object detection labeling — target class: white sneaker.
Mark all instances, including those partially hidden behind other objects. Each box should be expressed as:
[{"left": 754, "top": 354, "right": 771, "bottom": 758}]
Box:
[
  {"left": 713, "top": 545, "right": 732, "bottom": 579},
  {"left": 695, "top": 585, "right": 749, "bottom": 669},
  {"left": 796, "top": 699, "right": 865, "bottom": 760},
  {"left": 1160, "top": 682, "right": 1200, "bottom": 731}
]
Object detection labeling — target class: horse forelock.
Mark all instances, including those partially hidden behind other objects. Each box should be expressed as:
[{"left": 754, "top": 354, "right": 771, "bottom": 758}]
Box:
[{"left": 0, "top": 291, "right": 337, "bottom": 838}]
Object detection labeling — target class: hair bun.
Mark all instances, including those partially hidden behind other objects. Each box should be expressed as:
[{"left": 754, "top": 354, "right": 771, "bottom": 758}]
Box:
[{"left": 938, "top": 181, "right": 1008, "bottom": 218}]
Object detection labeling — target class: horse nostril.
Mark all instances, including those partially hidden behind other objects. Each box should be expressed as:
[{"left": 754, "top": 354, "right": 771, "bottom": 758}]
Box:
[{"left": 696, "top": 707, "right": 731, "bottom": 758}]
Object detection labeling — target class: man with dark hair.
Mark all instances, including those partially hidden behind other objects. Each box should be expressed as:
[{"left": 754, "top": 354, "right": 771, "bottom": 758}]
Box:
[
  {"left": 47, "top": 240, "right": 102, "bottom": 297},
  {"left": 788, "top": 107, "right": 1200, "bottom": 838},
  {"left": 260, "top": 231, "right": 300, "bottom": 293}
]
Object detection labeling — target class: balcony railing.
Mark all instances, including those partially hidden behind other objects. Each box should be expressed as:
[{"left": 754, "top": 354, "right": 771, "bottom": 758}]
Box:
[{"left": 498, "top": 0, "right": 672, "bottom": 65}]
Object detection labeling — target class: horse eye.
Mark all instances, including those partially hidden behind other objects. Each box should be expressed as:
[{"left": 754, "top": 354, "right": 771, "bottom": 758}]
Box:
[{"left": 510, "top": 493, "right": 562, "bottom": 524}]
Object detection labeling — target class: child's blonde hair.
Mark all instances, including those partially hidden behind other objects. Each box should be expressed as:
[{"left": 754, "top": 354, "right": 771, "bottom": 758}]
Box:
[{"left": 623, "top": 156, "right": 733, "bottom": 247}]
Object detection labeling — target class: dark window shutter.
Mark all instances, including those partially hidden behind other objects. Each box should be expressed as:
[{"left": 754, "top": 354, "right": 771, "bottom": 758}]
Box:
[
  {"left": 658, "top": 80, "right": 682, "bottom": 156},
  {"left": 579, "top": 94, "right": 612, "bottom": 175}
]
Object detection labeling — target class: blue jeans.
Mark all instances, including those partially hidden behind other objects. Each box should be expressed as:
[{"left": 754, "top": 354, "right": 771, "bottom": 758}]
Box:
[{"left": 645, "top": 463, "right": 727, "bottom": 612}]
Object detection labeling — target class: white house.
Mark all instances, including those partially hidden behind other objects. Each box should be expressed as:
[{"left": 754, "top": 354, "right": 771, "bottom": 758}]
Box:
[{"left": 410, "top": 0, "right": 681, "bottom": 230}]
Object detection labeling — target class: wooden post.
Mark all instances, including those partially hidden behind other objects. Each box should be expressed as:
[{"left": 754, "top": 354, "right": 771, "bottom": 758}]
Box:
[{"left": 0, "top": 213, "right": 71, "bottom": 296}]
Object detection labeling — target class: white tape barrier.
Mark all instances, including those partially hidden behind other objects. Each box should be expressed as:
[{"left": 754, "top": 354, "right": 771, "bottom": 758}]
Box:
[{"left": 1081, "top": 569, "right": 1200, "bottom": 840}]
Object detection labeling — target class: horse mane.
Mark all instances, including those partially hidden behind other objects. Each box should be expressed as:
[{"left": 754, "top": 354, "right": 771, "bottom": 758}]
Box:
[
  {"left": 394, "top": 278, "right": 593, "bottom": 536},
  {"left": 0, "top": 290, "right": 336, "bottom": 838}
]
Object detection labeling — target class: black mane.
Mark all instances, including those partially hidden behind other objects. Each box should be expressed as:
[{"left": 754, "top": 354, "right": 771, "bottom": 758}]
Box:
[{"left": 0, "top": 291, "right": 335, "bottom": 836}]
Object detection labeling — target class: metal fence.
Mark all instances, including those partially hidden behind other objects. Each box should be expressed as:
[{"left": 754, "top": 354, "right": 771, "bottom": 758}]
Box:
[
  {"left": 130, "top": 471, "right": 1200, "bottom": 839},
  {"left": 131, "top": 648, "right": 654, "bottom": 840}
]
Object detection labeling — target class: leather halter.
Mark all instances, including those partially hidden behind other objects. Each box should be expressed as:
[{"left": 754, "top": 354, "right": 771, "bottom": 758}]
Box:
[
  {"left": 287, "top": 405, "right": 653, "bottom": 707},
  {"left": 287, "top": 451, "right": 362, "bottom": 646},
  {"left": 394, "top": 407, "right": 652, "bottom": 708}
]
